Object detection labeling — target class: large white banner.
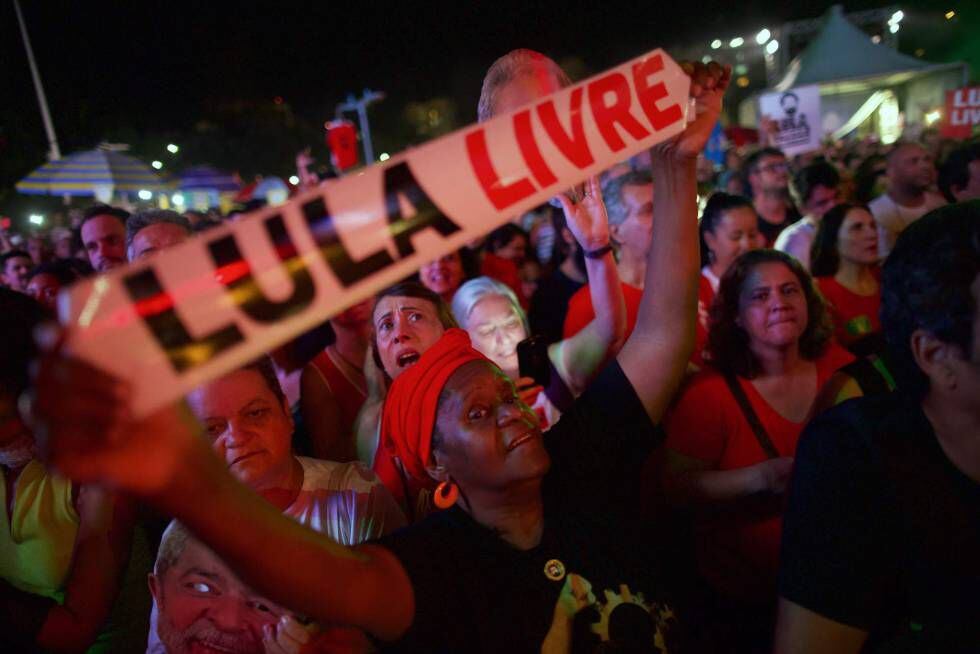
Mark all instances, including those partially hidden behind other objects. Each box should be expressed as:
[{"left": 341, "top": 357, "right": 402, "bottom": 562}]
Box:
[
  {"left": 61, "top": 49, "right": 691, "bottom": 416},
  {"left": 758, "top": 85, "right": 821, "bottom": 156}
]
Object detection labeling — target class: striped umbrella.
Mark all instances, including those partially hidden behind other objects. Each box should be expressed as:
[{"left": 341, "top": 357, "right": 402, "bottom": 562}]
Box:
[
  {"left": 16, "top": 149, "right": 167, "bottom": 197},
  {"left": 177, "top": 166, "right": 241, "bottom": 192}
]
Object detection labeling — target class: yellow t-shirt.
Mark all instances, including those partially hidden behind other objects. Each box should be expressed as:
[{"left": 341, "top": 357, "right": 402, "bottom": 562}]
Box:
[{"left": 0, "top": 459, "right": 78, "bottom": 601}]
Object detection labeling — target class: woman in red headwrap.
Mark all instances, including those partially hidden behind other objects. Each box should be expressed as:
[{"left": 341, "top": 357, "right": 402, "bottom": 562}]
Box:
[{"left": 30, "top": 60, "right": 729, "bottom": 653}]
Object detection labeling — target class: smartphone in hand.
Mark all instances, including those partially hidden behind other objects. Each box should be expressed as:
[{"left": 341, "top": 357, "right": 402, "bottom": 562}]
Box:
[{"left": 517, "top": 336, "right": 550, "bottom": 388}]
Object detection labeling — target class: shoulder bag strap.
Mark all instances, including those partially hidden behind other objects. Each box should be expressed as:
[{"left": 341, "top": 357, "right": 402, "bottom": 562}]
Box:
[{"left": 722, "top": 374, "right": 781, "bottom": 459}]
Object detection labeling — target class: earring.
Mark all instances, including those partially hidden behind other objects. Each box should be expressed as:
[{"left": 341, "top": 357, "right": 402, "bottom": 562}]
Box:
[{"left": 433, "top": 480, "right": 459, "bottom": 509}]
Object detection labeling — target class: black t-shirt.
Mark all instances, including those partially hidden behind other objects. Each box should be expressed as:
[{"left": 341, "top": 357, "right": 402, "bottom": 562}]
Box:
[
  {"left": 529, "top": 268, "right": 584, "bottom": 344},
  {"left": 757, "top": 205, "right": 801, "bottom": 247},
  {"left": 378, "top": 361, "right": 680, "bottom": 653},
  {"left": 780, "top": 392, "right": 980, "bottom": 651}
]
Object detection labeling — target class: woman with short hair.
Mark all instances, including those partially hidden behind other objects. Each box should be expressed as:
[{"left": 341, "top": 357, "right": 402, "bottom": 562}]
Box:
[
  {"left": 145, "top": 356, "right": 405, "bottom": 653},
  {"left": 451, "top": 173, "right": 625, "bottom": 428}
]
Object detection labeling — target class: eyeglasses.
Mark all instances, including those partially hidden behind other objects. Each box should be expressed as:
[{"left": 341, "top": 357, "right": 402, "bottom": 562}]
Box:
[{"left": 757, "top": 162, "right": 789, "bottom": 174}]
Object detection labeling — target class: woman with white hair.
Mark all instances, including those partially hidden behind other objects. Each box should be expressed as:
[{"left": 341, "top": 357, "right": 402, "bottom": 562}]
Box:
[{"left": 452, "top": 175, "right": 625, "bottom": 428}]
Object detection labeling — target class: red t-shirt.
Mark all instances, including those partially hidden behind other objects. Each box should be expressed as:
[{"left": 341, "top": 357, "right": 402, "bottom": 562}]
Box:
[
  {"left": 692, "top": 273, "right": 716, "bottom": 368},
  {"left": 308, "top": 348, "right": 368, "bottom": 441},
  {"left": 816, "top": 276, "right": 881, "bottom": 349},
  {"left": 562, "top": 282, "right": 643, "bottom": 339},
  {"left": 664, "top": 344, "right": 855, "bottom": 600}
]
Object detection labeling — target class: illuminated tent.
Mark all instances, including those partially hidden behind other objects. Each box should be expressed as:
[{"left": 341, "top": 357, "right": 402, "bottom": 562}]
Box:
[
  {"left": 176, "top": 165, "right": 241, "bottom": 211},
  {"left": 16, "top": 148, "right": 166, "bottom": 201},
  {"left": 740, "top": 5, "right": 968, "bottom": 141}
]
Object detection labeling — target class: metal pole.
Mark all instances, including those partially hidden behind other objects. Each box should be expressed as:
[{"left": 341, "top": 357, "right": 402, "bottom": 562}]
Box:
[
  {"left": 335, "top": 89, "right": 385, "bottom": 164},
  {"left": 357, "top": 103, "right": 375, "bottom": 163},
  {"left": 14, "top": 0, "right": 61, "bottom": 161}
]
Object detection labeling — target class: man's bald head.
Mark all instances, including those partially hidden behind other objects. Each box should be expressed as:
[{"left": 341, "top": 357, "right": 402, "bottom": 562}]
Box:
[
  {"left": 477, "top": 49, "right": 571, "bottom": 122},
  {"left": 886, "top": 142, "right": 935, "bottom": 196}
]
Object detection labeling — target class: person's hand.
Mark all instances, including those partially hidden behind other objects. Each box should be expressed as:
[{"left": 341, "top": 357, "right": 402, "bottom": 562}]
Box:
[
  {"left": 759, "top": 115, "right": 779, "bottom": 147},
  {"left": 295, "top": 148, "right": 314, "bottom": 170},
  {"left": 555, "top": 574, "right": 596, "bottom": 619},
  {"left": 556, "top": 176, "right": 610, "bottom": 251},
  {"left": 516, "top": 376, "right": 544, "bottom": 407},
  {"left": 263, "top": 615, "right": 316, "bottom": 654},
  {"left": 652, "top": 60, "right": 732, "bottom": 162},
  {"left": 750, "top": 456, "right": 795, "bottom": 494},
  {"left": 25, "top": 327, "right": 203, "bottom": 496}
]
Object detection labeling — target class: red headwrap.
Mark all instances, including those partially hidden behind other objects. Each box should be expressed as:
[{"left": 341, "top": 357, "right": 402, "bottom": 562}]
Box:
[{"left": 373, "top": 328, "right": 490, "bottom": 515}]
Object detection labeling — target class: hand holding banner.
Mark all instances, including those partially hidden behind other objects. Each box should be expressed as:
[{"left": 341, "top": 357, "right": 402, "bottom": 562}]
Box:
[{"left": 61, "top": 49, "right": 692, "bottom": 416}]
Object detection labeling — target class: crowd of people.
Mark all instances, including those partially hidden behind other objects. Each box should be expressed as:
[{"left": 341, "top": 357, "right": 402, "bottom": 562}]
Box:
[{"left": 1, "top": 48, "right": 978, "bottom": 654}]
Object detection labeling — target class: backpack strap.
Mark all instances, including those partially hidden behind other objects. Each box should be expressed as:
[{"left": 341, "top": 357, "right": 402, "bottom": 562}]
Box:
[{"left": 722, "top": 374, "right": 780, "bottom": 459}]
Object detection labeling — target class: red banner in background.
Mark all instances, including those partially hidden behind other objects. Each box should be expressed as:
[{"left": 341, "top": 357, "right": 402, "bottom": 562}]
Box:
[
  {"left": 326, "top": 120, "right": 359, "bottom": 171},
  {"left": 941, "top": 86, "right": 980, "bottom": 139}
]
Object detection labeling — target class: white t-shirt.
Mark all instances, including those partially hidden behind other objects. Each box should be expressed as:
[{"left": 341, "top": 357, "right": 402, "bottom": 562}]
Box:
[
  {"left": 869, "top": 192, "right": 946, "bottom": 259},
  {"left": 284, "top": 456, "right": 405, "bottom": 545},
  {"left": 774, "top": 216, "right": 818, "bottom": 271}
]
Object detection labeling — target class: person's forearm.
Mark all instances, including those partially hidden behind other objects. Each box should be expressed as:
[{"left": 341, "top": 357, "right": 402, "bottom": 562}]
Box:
[
  {"left": 616, "top": 156, "right": 699, "bottom": 423},
  {"left": 583, "top": 251, "right": 626, "bottom": 350},
  {"left": 635, "top": 157, "right": 699, "bottom": 348},
  {"left": 150, "top": 438, "right": 408, "bottom": 638},
  {"left": 37, "top": 490, "right": 135, "bottom": 653},
  {"left": 663, "top": 466, "right": 765, "bottom": 508},
  {"left": 556, "top": 250, "right": 627, "bottom": 394}
]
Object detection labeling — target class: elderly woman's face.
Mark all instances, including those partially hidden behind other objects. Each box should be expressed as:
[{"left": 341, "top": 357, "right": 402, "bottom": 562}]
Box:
[
  {"left": 187, "top": 369, "right": 294, "bottom": 491},
  {"left": 737, "top": 262, "right": 809, "bottom": 351},
  {"left": 431, "top": 361, "right": 548, "bottom": 492},
  {"left": 465, "top": 295, "right": 527, "bottom": 379}
]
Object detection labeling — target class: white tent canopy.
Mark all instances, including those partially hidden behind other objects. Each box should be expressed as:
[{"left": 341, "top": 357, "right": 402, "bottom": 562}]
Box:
[{"left": 777, "top": 5, "right": 935, "bottom": 91}]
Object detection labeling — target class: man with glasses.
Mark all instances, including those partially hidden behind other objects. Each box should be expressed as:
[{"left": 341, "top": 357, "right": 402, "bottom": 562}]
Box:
[{"left": 744, "top": 147, "right": 801, "bottom": 246}]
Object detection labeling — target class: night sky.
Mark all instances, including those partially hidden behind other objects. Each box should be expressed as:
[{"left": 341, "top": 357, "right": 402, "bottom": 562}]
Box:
[{"left": 1, "top": 0, "right": 971, "bottom": 220}]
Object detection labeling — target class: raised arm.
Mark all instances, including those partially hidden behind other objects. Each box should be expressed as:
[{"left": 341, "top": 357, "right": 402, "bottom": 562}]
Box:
[
  {"left": 617, "top": 62, "right": 731, "bottom": 423},
  {"left": 29, "top": 352, "right": 415, "bottom": 642},
  {"left": 551, "top": 175, "right": 626, "bottom": 395}
]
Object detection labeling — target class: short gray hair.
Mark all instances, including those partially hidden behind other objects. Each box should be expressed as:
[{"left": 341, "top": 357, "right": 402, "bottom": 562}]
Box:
[
  {"left": 451, "top": 276, "right": 529, "bottom": 333},
  {"left": 477, "top": 49, "right": 572, "bottom": 123},
  {"left": 154, "top": 520, "right": 192, "bottom": 577},
  {"left": 601, "top": 171, "right": 654, "bottom": 230},
  {"left": 126, "top": 209, "right": 191, "bottom": 255}
]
